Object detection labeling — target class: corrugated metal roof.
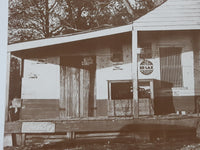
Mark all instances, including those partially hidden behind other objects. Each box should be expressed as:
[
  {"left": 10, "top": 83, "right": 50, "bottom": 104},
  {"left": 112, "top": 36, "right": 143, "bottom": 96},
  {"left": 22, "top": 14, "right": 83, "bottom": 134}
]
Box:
[{"left": 133, "top": 0, "right": 200, "bottom": 31}]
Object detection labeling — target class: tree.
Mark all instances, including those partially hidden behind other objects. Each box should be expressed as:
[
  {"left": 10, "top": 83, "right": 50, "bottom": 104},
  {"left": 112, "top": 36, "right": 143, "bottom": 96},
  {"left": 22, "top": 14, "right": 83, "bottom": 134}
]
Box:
[
  {"left": 8, "top": 0, "right": 165, "bottom": 44},
  {"left": 9, "top": 0, "right": 65, "bottom": 43}
]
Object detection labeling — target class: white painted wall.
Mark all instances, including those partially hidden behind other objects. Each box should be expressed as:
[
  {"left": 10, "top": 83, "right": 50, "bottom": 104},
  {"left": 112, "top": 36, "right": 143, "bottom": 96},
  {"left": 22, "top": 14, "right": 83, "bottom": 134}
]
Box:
[
  {"left": 96, "top": 45, "right": 132, "bottom": 100},
  {"left": 96, "top": 31, "right": 196, "bottom": 100},
  {"left": 22, "top": 57, "right": 60, "bottom": 99},
  {"left": 156, "top": 32, "right": 195, "bottom": 96},
  {"left": 96, "top": 62, "right": 133, "bottom": 100}
]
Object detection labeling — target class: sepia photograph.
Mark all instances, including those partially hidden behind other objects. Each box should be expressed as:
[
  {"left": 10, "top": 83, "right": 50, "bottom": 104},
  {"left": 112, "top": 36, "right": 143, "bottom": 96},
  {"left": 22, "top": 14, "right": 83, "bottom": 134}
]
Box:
[{"left": 1, "top": 0, "right": 200, "bottom": 149}]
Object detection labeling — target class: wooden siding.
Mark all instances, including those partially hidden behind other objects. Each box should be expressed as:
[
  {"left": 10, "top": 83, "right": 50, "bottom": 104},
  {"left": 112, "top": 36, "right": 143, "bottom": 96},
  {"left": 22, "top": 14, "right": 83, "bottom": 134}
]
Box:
[
  {"left": 139, "top": 98, "right": 154, "bottom": 115},
  {"left": 133, "top": 0, "right": 200, "bottom": 30},
  {"left": 96, "top": 100, "right": 108, "bottom": 117},
  {"left": 108, "top": 99, "right": 153, "bottom": 116},
  {"left": 20, "top": 99, "right": 60, "bottom": 120},
  {"left": 108, "top": 99, "right": 132, "bottom": 117}
]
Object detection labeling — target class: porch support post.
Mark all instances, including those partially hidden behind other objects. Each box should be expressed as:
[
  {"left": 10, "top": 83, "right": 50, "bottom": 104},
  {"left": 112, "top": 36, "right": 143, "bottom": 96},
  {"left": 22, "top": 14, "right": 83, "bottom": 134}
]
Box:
[
  {"left": 66, "top": 131, "right": 75, "bottom": 141},
  {"left": 132, "top": 26, "right": 139, "bottom": 118},
  {"left": 20, "top": 58, "right": 24, "bottom": 100},
  {"left": 20, "top": 58, "right": 24, "bottom": 79},
  {"left": 5, "top": 52, "right": 11, "bottom": 121}
]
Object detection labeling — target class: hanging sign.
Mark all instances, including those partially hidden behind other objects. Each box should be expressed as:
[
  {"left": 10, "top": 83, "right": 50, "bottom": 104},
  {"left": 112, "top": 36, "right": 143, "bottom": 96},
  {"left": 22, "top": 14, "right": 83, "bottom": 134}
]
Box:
[{"left": 140, "top": 60, "right": 153, "bottom": 75}]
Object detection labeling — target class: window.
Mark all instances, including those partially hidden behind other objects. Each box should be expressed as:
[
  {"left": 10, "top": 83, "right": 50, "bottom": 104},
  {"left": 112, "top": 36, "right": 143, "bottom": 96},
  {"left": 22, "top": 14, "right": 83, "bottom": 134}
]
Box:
[
  {"left": 160, "top": 47, "right": 183, "bottom": 87},
  {"left": 109, "top": 81, "right": 132, "bottom": 100},
  {"left": 110, "top": 44, "right": 123, "bottom": 62},
  {"left": 138, "top": 81, "right": 151, "bottom": 98},
  {"left": 139, "top": 43, "right": 152, "bottom": 59}
]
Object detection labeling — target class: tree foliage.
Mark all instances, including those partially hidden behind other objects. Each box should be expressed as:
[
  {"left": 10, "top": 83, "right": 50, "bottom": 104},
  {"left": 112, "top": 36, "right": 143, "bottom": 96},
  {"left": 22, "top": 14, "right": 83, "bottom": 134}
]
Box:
[
  {"left": 8, "top": 0, "right": 165, "bottom": 44},
  {"left": 9, "top": 56, "right": 21, "bottom": 104}
]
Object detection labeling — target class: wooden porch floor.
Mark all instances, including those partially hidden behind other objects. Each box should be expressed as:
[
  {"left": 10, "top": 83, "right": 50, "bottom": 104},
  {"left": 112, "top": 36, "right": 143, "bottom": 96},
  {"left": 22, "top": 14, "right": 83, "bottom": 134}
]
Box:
[{"left": 5, "top": 114, "right": 200, "bottom": 134}]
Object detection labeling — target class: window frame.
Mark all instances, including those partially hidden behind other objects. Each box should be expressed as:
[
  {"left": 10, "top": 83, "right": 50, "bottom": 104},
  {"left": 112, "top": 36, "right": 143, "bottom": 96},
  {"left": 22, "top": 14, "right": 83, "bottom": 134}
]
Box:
[{"left": 108, "top": 80, "right": 132, "bottom": 100}]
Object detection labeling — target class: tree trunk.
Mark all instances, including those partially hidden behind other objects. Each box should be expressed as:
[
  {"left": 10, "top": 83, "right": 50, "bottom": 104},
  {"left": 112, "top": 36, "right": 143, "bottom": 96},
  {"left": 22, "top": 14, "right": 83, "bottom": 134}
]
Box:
[{"left": 45, "top": 0, "right": 50, "bottom": 37}]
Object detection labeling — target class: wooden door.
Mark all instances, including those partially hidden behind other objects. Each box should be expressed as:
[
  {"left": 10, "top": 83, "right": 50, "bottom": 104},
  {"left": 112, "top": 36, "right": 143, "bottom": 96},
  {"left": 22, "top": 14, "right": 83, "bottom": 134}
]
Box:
[
  {"left": 160, "top": 47, "right": 182, "bottom": 87},
  {"left": 60, "top": 56, "right": 95, "bottom": 119}
]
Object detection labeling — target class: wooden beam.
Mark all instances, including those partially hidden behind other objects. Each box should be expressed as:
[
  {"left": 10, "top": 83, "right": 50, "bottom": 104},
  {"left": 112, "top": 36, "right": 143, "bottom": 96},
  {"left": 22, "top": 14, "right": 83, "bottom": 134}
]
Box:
[
  {"left": 4, "top": 122, "right": 21, "bottom": 134},
  {"left": 22, "top": 122, "right": 55, "bottom": 133},
  {"left": 132, "top": 27, "right": 139, "bottom": 118},
  {"left": 55, "top": 118, "right": 198, "bottom": 133},
  {"left": 4, "top": 118, "right": 198, "bottom": 134}
]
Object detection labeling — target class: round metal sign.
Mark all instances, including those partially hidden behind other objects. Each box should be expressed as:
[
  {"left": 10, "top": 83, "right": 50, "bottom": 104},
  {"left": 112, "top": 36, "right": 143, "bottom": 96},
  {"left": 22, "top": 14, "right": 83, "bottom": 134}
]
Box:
[{"left": 140, "top": 60, "right": 153, "bottom": 75}]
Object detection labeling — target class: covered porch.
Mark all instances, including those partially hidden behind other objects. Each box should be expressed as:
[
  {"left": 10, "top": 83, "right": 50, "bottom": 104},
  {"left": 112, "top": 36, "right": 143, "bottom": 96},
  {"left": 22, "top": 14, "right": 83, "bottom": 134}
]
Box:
[{"left": 7, "top": 24, "right": 142, "bottom": 122}]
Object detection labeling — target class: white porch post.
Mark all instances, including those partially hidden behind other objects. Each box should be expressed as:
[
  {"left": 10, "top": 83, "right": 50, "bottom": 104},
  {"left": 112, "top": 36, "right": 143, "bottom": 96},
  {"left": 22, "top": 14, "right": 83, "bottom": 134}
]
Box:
[
  {"left": 5, "top": 52, "right": 11, "bottom": 122},
  {"left": 132, "top": 26, "right": 139, "bottom": 118},
  {"left": 0, "top": 0, "right": 8, "bottom": 148}
]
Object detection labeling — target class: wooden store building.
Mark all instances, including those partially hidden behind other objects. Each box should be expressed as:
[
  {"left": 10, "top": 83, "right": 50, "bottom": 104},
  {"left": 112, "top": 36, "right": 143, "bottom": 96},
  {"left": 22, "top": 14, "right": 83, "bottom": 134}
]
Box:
[{"left": 6, "top": 0, "right": 200, "bottom": 126}]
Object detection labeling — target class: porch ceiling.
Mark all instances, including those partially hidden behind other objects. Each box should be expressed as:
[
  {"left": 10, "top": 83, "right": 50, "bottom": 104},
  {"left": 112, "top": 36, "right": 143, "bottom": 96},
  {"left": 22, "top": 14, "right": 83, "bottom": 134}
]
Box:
[
  {"left": 11, "top": 32, "right": 131, "bottom": 59},
  {"left": 8, "top": 24, "right": 132, "bottom": 54},
  {"left": 133, "top": 0, "right": 200, "bottom": 31}
]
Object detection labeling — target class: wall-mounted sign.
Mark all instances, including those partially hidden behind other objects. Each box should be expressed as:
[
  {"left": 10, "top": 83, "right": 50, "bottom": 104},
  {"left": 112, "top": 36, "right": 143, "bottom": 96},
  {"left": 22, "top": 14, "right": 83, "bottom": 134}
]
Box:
[
  {"left": 113, "top": 62, "right": 123, "bottom": 70},
  {"left": 81, "top": 57, "right": 93, "bottom": 66},
  {"left": 140, "top": 60, "right": 153, "bottom": 75}
]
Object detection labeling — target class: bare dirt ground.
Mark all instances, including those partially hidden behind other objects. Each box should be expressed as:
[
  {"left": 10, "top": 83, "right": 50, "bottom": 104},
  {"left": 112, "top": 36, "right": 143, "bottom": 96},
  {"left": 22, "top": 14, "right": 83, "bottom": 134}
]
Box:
[{"left": 4, "top": 139, "right": 200, "bottom": 150}]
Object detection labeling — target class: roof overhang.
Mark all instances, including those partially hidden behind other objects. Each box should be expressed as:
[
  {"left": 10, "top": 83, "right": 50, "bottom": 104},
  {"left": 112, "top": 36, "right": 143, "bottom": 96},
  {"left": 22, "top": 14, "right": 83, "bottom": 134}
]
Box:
[
  {"left": 8, "top": 24, "right": 132, "bottom": 52},
  {"left": 133, "top": 25, "right": 200, "bottom": 31}
]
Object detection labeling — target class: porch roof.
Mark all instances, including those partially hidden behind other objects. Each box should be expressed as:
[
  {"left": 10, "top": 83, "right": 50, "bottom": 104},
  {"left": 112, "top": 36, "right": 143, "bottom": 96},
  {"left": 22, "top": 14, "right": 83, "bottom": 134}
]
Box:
[
  {"left": 8, "top": 24, "right": 132, "bottom": 52},
  {"left": 133, "top": 0, "right": 200, "bottom": 31}
]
